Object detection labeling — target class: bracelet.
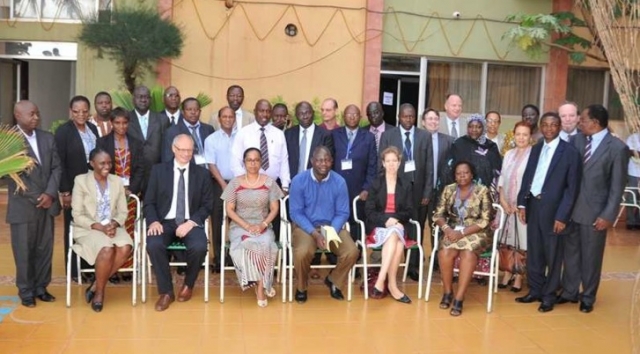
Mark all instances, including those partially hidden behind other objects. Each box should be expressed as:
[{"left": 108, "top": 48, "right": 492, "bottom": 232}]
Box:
[
  {"left": 441, "top": 224, "right": 450, "bottom": 231},
  {"left": 262, "top": 221, "right": 269, "bottom": 228}
]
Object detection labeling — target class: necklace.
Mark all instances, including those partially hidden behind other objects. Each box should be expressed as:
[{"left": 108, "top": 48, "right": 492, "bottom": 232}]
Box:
[{"left": 245, "top": 174, "right": 260, "bottom": 187}]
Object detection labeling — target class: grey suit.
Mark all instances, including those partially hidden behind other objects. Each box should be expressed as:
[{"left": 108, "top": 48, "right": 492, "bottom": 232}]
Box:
[
  {"left": 6, "top": 128, "right": 62, "bottom": 300},
  {"left": 562, "top": 132, "right": 629, "bottom": 305},
  {"left": 209, "top": 108, "right": 255, "bottom": 131},
  {"left": 438, "top": 116, "right": 467, "bottom": 138},
  {"left": 128, "top": 110, "right": 168, "bottom": 186}
]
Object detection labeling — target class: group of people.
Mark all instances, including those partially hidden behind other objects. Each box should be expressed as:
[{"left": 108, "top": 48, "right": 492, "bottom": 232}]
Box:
[{"left": 6, "top": 85, "right": 629, "bottom": 318}]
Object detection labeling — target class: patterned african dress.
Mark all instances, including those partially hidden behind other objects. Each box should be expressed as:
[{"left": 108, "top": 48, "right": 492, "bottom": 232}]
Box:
[
  {"left": 114, "top": 144, "right": 137, "bottom": 268},
  {"left": 433, "top": 183, "right": 494, "bottom": 256},
  {"left": 220, "top": 176, "right": 284, "bottom": 291}
]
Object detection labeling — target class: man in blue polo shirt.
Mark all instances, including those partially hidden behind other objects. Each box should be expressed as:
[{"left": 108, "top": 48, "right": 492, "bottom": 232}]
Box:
[{"left": 289, "top": 146, "right": 359, "bottom": 303}]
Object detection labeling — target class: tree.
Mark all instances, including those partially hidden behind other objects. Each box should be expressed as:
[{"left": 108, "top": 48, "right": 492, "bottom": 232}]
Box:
[{"left": 78, "top": 6, "right": 184, "bottom": 93}]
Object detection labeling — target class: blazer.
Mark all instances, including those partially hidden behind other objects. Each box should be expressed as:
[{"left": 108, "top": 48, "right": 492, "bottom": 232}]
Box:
[
  {"left": 54, "top": 120, "right": 100, "bottom": 194},
  {"left": 71, "top": 173, "right": 128, "bottom": 230},
  {"left": 378, "top": 127, "right": 434, "bottom": 206},
  {"left": 438, "top": 116, "right": 467, "bottom": 137},
  {"left": 144, "top": 161, "right": 214, "bottom": 227},
  {"left": 517, "top": 139, "right": 582, "bottom": 224},
  {"left": 6, "top": 128, "right": 62, "bottom": 223},
  {"left": 161, "top": 118, "right": 216, "bottom": 163},
  {"left": 128, "top": 110, "right": 168, "bottom": 181},
  {"left": 434, "top": 132, "right": 454, "bottom": 172},
  {"left": 364, "top": 175, "right": 414, "bottom": 234},
  {"left": 285, "top": 124, "right": 334, "bottom": 178},
  {"left": 570, "top": 132, "right": 628, "bottom": 224},
  {"left": 96, "top": 133, "right": 145, "bottom": 195},
  {"left": 209, "top": 108, "right": 255, "bottom": 131},
  {"left": 331, "top": 127, "right": 377, "bottom": 200}
]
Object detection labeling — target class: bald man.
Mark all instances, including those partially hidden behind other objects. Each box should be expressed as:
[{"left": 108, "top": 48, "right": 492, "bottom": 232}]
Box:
[{"left": 7, "top": 101, "right": 62, "bottom": 307}]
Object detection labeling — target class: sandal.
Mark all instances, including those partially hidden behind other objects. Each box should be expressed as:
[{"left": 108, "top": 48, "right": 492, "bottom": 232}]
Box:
[
  {"left": 450, "top": 299, "right": 463, "bottom": 316},
  {"left": 439, "top": 293, "right": 453, "bottom": 309}
]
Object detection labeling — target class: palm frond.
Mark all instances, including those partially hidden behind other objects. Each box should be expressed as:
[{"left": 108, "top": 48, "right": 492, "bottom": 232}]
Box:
[
  {"left": 0, "top": 126, "right": 36, "bottom": 192},
  {"left": 110, "top": 89, "right": 134, "bottom": 111},
  {"left": 196, "top": 92, "right": 212, "bottom": 109},
  {"left": 149, "top": 85, "right": 166, "bottom": 113}
]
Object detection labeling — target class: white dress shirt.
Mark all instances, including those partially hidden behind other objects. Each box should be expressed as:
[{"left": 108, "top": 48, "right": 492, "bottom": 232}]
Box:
[
  {"left": 298, "top": 124, "right": 315, "bottom": 170},
  {"left": 431, "top": 132, "right": 439, "bottom": 187},
  {"left": 559, "top": 128, "right": 578, "bottom": 142},
  {"left": 18, "top": 126, "right": 41, "bottom": 164},
  {"left": 165, "top": 161, "right": 191, "bottom": 220},
  {"left": 204, "top": 128, "right": 237, "bottom": 180},
  {"left": 165, "top": 109, "right": 180, "bottom": 125},
  {"left": 446, "top": 117, "right": 460, "bottom": 137},
  {"left": 231, "top": 122, "right": 291, "bottom": 188},
  {"left": 235, "top": 109, "right": 244, "bottom": 130}
]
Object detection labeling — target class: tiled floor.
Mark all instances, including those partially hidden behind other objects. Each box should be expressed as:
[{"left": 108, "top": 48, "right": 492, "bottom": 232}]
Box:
[{"left": 0, "top": 195, "right": 638, "bottom": 354}]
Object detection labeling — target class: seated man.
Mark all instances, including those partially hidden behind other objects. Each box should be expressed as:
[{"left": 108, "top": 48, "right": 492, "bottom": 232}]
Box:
[
  {"left": 289, "top": 146, "right": 359, "bottom": 303},
  {"left": 144, "top": 134, "right": 214, "bottom": 311}
]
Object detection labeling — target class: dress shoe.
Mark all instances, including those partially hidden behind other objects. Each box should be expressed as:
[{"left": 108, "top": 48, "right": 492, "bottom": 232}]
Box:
[
  {"left": 370, "top": 287, "right": 385, "bottom": 300},
  {"left": 85, "top": 281, "right": 96, "bottom": 303},
  {"left": 36, "top": 291, "right": 56, "bottom": 302},
  {"left": 21, "top": 298, "right": 36, "bottom": 308},
  {"left": 91, "top": 300, "right": 103, "bottom": 313},
  {"left": 392, "top": 294, "right": 412, "bottom": 304},
  {"left": 510, "top": 286, "right": 522, "bottom": 293},
  {"left": 177, "top": 285, "right": 193, "bottom": 302},
  {"left": 538, "top": 302, "right": 554, "bottom": 313},
  {"left": 407, "top": 269, "right": 420, "bottom": 282},
  {"left": 324, "top": 277, "right": 344, "bottom": 300},
  {"left": 176, "top": 266, "right": 187, "bottom": 276},
  {"left": 579, "top": 302, "right": 594, "bottom": 313},
  {"left": 515, "top": 294, "right": 541, "bottom": 303},
  {"left": 154, "top": 294, "right": 175, "bottom": 311},
  {"left": 295, "top": 290, "right": 307, "bottom": 304},
  {"left": 556, "top": 296, "right": 579, "bottom": 305}
]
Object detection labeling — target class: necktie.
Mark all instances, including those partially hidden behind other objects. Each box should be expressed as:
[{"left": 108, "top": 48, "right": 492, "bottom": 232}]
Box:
[
  {"left": 189, "top": 126, "right": 203, "bottom": 155},
  {"left": 404, "top": 131, "right": 412, "bottom": 160},
  {"left": 260, "top": 127, "right": 270, "bottom": 170},
  {"left": 584, "top": 136, "right": 593, "bottom": 163},
  {"left": 170, "top": 115, "right": 175, "bottom": 125},
  {"left": 176, "top": 168, "right": 186, "bottom": 225},
  {"left": 530, "top": 145, "right": 550, "bottom": 196},
  {"left": 347, "top": 130, "right": 355, "bottom": 158},
  {"left": 451, "top": 121, "right": 458, "bottom": 139},
  {"left": 372, "top": 128, "right": 380, "bottom": 151},
  {"left": 298, "top": 129, "right": 307, "bottom": 173}
]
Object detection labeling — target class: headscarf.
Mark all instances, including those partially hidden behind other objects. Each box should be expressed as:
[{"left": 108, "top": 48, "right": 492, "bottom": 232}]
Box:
[{"left": 467, "top": 113, "right": 487, "bottom": 144}]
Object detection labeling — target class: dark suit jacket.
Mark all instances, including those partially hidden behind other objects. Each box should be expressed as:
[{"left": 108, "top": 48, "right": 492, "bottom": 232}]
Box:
[
  {"left": 54, "top": 120, "right": 100, "bottom": 194},
  {"left": 144, "top": 161, "right": 214, "bottom": 227},
  {"left": 570, "top": 132, "right": 628, "bottom": 224},
  {"left": 6, "top": 128, "right": 62, "bottom": 223},
  {"left": 364, "top": 175, "right": 414, "bottom": 235},
  {"left": 517, "top": 139, "right": 582, "bottom": 224},
  {"left": 160, "top": 110, "right": 184, "bottom": 127},
  {"left": 331, "top": 127, "right": 377, "bottom": 201},
  {"left": 128, "top": 110, "right": 168, "bottom": 182},
  {"left": 161, "top": 118, "right": 215, "bottom": 163},
  {"left": 434, "top": 132, "right": 455, "bottom": 188},
  {"left": 96, "top": 133, "right": 145, "bottom": 195},
  {"left": 378, "top": 127, "right": 434, "bottom": 210},
  {"left": 285, "top": 124, "right": 334, "bottom": 178}
]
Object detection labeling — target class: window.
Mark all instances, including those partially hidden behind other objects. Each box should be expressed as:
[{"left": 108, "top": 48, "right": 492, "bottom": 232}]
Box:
[
  {"left": 381, "top": 55, "right": 420, "bottom": 72},
  {"left": 486, "top": 64, "right": 542, "bottom": 116},
  {"left": 607, "top": 79, "right": 624, "bottom": 121},
  {"left": 6, "top": 0, "right": 110, "bottom": 21},
  {"left": 427, "top": 61, "right": 482, "bottom": 112},
  {"left": 566, "top": 68, "right": 624, "bottom": 121}
]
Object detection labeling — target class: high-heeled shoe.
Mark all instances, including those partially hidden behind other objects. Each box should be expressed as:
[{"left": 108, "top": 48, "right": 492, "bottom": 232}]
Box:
[
  {"left": 392, "top": 293, "right": 412, "bottom": 304},
  {"left": 370, "top": 287, "right": 385, "bottom": 299},
  {"left": 91, "top": 299, "right": 103, "bottom": 312},
  {"left": 510, "top": 286, "right": 522, "bottom": 293},
  {"left": 450, "top": 299, "right": 463, "bottom": 316},
  {"left": 498, "top": 276, "right": 514, "bottom": 289},
  {"left": 439, "top": 293, "right": 453, "bottom": 309},
  {"left": 85, "top": 280, "right": 96, "bottom": 304}
]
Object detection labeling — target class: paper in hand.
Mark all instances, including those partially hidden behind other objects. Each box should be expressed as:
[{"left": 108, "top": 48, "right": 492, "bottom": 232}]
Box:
[{"left": 320, "top": 225, "right": 342, "bottom": 250}]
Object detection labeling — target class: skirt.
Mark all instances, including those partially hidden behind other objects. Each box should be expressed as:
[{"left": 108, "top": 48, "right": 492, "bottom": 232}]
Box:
[
  {"left": 439, "top": 231, "right": 490, "bottom": 256},
  {"left": 229, "top": 227, "right": 278, "bottom": 291},
  {"left": 72, "top": 227, "right": 133, "bottom": 265},
  {"left": 366, "top": 225, "right": 416, "bottom": 248}
]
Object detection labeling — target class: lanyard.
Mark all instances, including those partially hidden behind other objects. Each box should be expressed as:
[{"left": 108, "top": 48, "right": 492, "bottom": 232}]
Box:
[
  {"left": 115, "top": 137, "right": 129, "bottom": 177},
  {"left": 454, "top": 184, "right": 474, "bottom": 225}
]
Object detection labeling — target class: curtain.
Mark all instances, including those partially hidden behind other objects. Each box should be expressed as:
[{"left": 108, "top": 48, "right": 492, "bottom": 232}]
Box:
[
  {"left": 566, "top": 68, "right": 606, "bottom": 115},
  {"left": 427, "top": 62, "right": 482, "bottom": 112},
  {"left": 486, "top": 65, "right": 541, "bottom": 116}
]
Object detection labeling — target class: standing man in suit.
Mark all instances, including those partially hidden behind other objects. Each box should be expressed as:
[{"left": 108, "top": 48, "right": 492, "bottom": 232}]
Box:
[
  {"left": 145, "top": 134, "right": 214, "bottom": 311},
  {"left": 559, "top": 104, "right": 628, "bottom": 313},
  {"left": 366, "top": 101, "right": 394, "bottom": 153},
  {"left": 379, "top": 103, "right": 434, "bottom": 281},
  {"left": 558, "top": 101, "right": 580, "bottom": 142},
  {"left": 209, "top": 85, "right": 255, "bottom": 131},
  {"left": 128, "top": 86, "right": 168, "bottom": 186},
  {"left": 162, "top": 86, "right": 183, "bottom": 126},
  {"left": 162, "top": 97, "right": 215, "bottom": 165},
  {"left": 439, "top": 94, "right": 466, "bottom": 138},
  {"left": 7, "top": 101, "right": 61, "bottom": 307},
  {"left": 319, "top": 98, "right": 340, "bottom": 131},
  {"left": 515, "top": 112, "right": 582, "bottom": 313},
  {"left": 285, "top": 101, "right": 334, "bottom": 179}
]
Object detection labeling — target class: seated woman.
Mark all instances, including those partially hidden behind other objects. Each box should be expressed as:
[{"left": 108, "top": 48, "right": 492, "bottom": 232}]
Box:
[
  {"left": 221, "top": 148, "right": 283, "bottom": 307},
  {"left": 71, "top": 148, "right": 133, "bottom": 312},
  {"left": 364, "top": 146, "right": 414, "bottom": 304},
  {"left": 433, "top": 161, "right": 493, "bottom": 316}
]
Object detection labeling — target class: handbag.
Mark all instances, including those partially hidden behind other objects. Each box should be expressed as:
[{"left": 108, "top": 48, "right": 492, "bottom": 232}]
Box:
[{"left": 498, "top": 214, "right": 527, "bottom": 275}]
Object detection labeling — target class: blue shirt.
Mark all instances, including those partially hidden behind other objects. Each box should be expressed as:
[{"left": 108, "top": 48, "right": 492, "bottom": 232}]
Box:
[
  {"left": 589, "top": 128, "right": 609, "bottom": 156},
  {"left": 289, "top": 170, "right": 350, "bottom": 235},
  {"left": 204, "top": 128, "right": 237, "bottom": 180}
]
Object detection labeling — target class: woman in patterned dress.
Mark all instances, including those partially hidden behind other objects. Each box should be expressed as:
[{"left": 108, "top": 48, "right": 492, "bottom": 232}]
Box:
[
  {"left": 433, "top": 161, "right": 493, "bottom": 316},
  {"left": 497, "top": 122, "right": 532, "bottom": 292},
  {"left": 221, "top": 148, "right": 283, "bottom": 307},
  {"left": 364, "top": 146, "right": 414, "bottom": 304}
]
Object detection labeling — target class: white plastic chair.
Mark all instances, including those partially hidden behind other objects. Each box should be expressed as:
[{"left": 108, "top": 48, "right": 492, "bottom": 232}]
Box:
[
  {"left": 424, "top": 203, "right": 505, "bottom": 313},
  {"left": 141, "top": 218, "right": 211, "bottom": 303},
  {"left": 614, "top": 187, "right": 640, "bottom": 227},
  {"left": 66, "top": 194, "right": 142, "bottom": 307},
  {"left": 350, "top": 195, "right": 424, "bottom": 299},
  {"left": 219, "top": 199, "right": 286, "bottom": 303}
]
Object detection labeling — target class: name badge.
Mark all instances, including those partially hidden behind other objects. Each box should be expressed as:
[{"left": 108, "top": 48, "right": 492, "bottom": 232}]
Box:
[
  {"left": 194, "top": 154, "right": 207, "bottom": 165},
  {"left": 341, "top": 159, "right": 353, "bottom": 170},
  {"left": 120, "top": 177, "right": 130, "bottom": 187},
  {"left": 100, "top": 219, "right": 111, "bottom": 226},
  {"left": 404, "top": 160, "right": 416, "bottom": 172}
]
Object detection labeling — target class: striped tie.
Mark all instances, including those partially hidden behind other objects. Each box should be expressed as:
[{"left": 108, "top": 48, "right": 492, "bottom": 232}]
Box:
[
  {"left": 260, "top": 127, "right": 270, "bottom": 170},
  {"left": 584, "top": 136, "right": 592, "bottom": 163}
]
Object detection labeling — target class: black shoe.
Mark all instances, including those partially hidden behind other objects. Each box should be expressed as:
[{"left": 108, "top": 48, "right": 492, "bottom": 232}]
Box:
[
  {"left": 392, "top": 294, "right": 412, "bottom": 304},
  {"left": 579, "top": 302, "right": 594, "bottom": 313},
  {"left": 176, "top": 266, "right": 187, "bottom": 276},
  {"left": 510, "top": 286, "right": 522, "bottom": 293},
  {"left": 21, "top": 298, "right": 36, "bottom": 308},
  {"left": 85, "top": 280, "right": 96, "bottom": 304},
  {"left": 476, "top": 277, "right": 488, "bottom": 286},
  {"left": 295, "top": 290, "right": 307, "bottom": 304},
  {"left": 36, "top": 291, "right": 56, "bottom": 302},
  {"left": 556, "top": 296, "right": 579, "bottom": 305},
  {"left": 91, "top": 301, "right": 103, "bottom": 313},
  {"left": 450, "top": 299, "right": 463, "bottom": 316},
  {"left": 407, "top": 269, "right": 420, "bottom": 282},
  {"left": 108, "top": 275, "right": 120, "bottom": 284},
  {"left": 324, "top": 277, "right": 344, "bottom": 300},
  {"left": 515, "top": 294, "right": 541, "bottom": 303},
  {"left": 370, "top": 287, "right": 385, "bottom": 299},
  {"left": 439, "top": 293, "right": 453, "bottom": 309},
  {"left": 81, "top": 273, "right": 95, "bottom": 283},
  {"left": 210, "top": 263, "right": 221, "bottom": 274},
  {"left": 626, "top": 224, "right": 635, "bottom": 230},
  {"left": 498, "top": 276, "right": 515, "bottom": 289},
  {"left": 538, "top": 302, "right": 554, "bottom": 313}
]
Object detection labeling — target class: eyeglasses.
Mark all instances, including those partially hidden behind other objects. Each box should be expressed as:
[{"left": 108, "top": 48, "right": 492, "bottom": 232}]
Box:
[
  {"left": 244, "top": 158, "right": 261, "bottom": 164},
  {"left": 165, "top": 93, "right": 180, "bottom": 98},
  {"left": 174, "top": 147, "right": 194, "bottom": 153}
]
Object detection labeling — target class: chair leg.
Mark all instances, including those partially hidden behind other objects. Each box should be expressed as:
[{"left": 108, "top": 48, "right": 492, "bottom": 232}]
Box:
[
  {"left": 66, "top": 249, "right": 72, "bottom": 308},
  {"left": 424, "top": 249, "right": 437, "bottom": 302},
  {"left": 220, "top": 250, "right": 225, "bottom": 304},
  {"left": 281, "top": 249, "right": 287, "bottom": 303},
  {"left": 402, "top": 249, "right": 411, "bottom": 282},
  {"left": 417, "top": 246, "right": 424, "bottom": 299},
  {"left": 288, "top": 248, "right": 294, "bottom": 303},
  {"left": 204, "top": 251, "right": 209, "bottom": 303}
]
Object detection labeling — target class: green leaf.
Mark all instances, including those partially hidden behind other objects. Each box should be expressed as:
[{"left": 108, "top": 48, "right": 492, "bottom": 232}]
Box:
[{"left": 569, "top": 52, "right": 587, "bottom": 64}]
